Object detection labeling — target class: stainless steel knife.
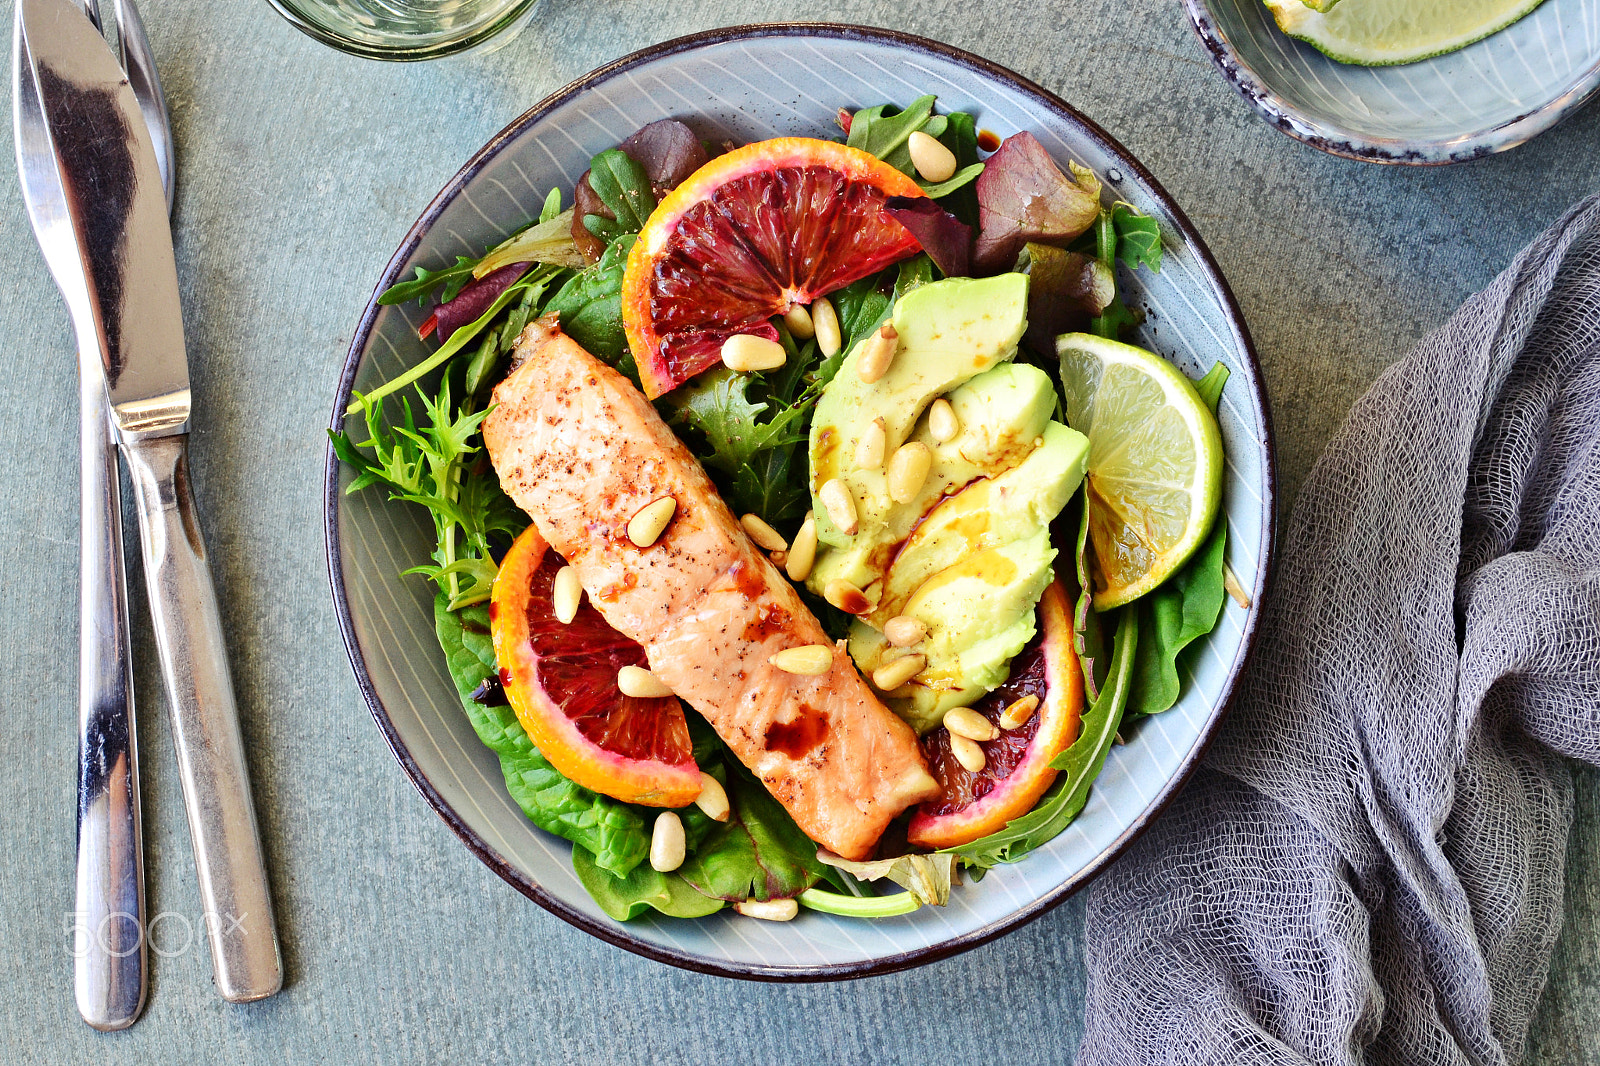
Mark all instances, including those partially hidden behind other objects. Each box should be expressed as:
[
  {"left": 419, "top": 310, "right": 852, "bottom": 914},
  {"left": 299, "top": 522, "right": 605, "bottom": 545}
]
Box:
[{"left": 18, "top": 0, "right": 282, "bottom": 1003}]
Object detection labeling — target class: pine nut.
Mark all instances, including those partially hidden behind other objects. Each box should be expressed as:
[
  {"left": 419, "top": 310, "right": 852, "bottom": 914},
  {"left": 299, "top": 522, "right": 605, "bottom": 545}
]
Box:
[
  {"left": 908, "top": 130, "right": 958, "bottom": 183},
  {"left": 770, "top": 645, "right": 834, "bottom": 675},
  {"left": 786, "top": 511, "right": 818, "bottom": 582},
  {"left": 824, "top": 578, "right": 872, "bottom": 615},
  {"left": 949, "top": 733, "right": 986, "bottom": 773},
  {"left": 872, "top": 653, "right": 926, "bottom": 691},
  {"left": 928, "top": 398, "right": 960, "bottom": 443},
  {"left": 944, "top": 706, "right": 1000, "bottom": 742},
  {"left": 819, "top": 478, "right": 859, "bottom": 535},
  {"left": 735, "top": 898, "right": 799, "bottom": 921},
  {"left": 553, "top": 565, "right": 584, "bottom": 624},
  {"left": 999, "top": 693, "right": 1040, "bottom": 730},
  {"left": 627, "top": 496, "right": 677, "bottom": 547},
  {"left": 650, "top": 811, "right": 686, "bottom": 872},
  {"left": 886, "top": 442, "right": 932, "bottom": 504},
  {"left": 782, "top": 303, "right": 815, "bottom": 339},
  {"left": 812, "top": 296, "right": 841, "bottom": 357},
  {"left": 720, "top": 333, "right": 787, "bottom": 372},
  {"left": 855, "top": 417, "right": 887, "bottom": 469},
  {"left": 617, "top": 664, "right": 673, "bottom": 698},
  {"left": 694, "top": 772, "right": 730, "bottom": 822},
  {"left": 856, "top": 323, "right": 899, "bottom": 384},
  {"left": 883, "top": 615, "right": 927, "bottom": 647},
  {"left": 741, "top": 513, "right": 787, "bottom": 552}
]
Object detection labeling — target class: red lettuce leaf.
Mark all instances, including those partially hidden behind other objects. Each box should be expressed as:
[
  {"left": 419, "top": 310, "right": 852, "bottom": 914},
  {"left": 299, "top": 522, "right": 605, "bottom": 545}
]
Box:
[
  {"left": 973, "top": 132, "right": 1101, "bottom": 274},
  {"left": 434, "top": 261, "right": 529, "bottom": 341},
  {"left": 885, "top": 196, "right": 972, "bottom": 278}
]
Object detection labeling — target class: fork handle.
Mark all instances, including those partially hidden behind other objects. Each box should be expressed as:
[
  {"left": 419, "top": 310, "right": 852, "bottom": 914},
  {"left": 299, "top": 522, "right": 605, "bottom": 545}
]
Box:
[
  {"left": 122, "top": 433, "right": 282, "bottom": 1002},
  {"left": 74, "top": 349, "right": 145, "bottom": 1031}
]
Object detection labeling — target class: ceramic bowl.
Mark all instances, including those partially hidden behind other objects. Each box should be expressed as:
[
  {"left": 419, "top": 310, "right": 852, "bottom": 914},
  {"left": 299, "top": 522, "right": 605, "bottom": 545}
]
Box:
[
  {"left": 1185, "top": 0, "right": 1600, "bottom": 163},
  {"left": 325, "top": 24, "right": 1276, "bottom": 978}
]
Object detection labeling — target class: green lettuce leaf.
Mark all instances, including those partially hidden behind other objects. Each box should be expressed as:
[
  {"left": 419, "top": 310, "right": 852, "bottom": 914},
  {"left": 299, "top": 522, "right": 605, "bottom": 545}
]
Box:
[
  {"left": 583, "top": 148, "right": 656, "bottom": 234},
  {"left": 571, "top": 846, "right": 726, "bottom": 921},
  {"left": 433, "top": 597, "right": 651, "bottom": 877}
]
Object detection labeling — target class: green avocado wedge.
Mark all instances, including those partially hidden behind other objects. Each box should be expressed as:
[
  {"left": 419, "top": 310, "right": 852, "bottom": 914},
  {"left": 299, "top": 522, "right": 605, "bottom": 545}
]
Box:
[{"left": 1267, "top": 0, "right": 1550, "bottom": 66}]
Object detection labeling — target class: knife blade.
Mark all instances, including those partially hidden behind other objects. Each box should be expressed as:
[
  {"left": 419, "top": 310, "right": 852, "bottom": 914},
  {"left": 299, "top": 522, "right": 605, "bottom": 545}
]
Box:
[
  {"left": 20, "top": 0, "right": 283, "bottom": 1003},
  {"left": 20, "top": 0, "right": 186, "bottom": 437}
]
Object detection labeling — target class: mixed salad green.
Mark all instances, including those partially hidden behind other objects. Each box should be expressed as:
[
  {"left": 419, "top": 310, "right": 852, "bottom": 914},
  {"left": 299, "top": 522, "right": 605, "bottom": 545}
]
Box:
[{"left": 333, "top": 95, "right": 1233, "bottom": 921}]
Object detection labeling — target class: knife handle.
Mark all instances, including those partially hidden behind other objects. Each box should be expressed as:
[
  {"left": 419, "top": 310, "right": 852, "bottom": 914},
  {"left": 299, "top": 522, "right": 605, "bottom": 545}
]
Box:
[
  {"left": 74, "top": 350, "right": 146, "bottom": 1031},
  {"left": 122, "top": 433, "right": 282, "bottom": 1003}
]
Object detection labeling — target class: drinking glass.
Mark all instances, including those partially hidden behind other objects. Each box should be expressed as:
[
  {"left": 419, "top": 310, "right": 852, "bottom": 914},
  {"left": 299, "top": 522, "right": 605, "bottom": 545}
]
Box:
[{"left": 266, "top": 0, "right": 538, "bottom": 60}]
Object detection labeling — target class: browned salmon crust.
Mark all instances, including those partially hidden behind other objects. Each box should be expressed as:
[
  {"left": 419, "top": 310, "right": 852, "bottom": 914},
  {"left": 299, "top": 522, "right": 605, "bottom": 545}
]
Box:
[{"left": 483, "top": 318, "right": 938, "bottom": 860}]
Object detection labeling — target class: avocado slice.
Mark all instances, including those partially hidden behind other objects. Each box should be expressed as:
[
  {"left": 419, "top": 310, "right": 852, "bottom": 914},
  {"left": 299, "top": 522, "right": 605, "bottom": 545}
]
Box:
[
  {"left": 806, "top": 360, "right": 1059, "bottom": 600},
  {"left": 807, "top": 274, "right": 1029, "bottom": 552},
  {"left": 849, "top": 421, "right": 1089, "bottom": 732}
]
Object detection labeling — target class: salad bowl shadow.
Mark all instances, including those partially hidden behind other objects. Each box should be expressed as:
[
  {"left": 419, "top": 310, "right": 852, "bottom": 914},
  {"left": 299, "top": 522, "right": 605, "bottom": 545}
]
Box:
[
  {"left": 1184, "top": 0, "right": 1600, "bottom": 164},
  {"left": 325, "top": 23, "right": 1277, "bottom": 980}
]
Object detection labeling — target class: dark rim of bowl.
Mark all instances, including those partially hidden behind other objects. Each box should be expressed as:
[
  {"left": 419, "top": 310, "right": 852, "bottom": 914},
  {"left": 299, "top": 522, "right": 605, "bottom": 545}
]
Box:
[
  {"left": 1181, "top": 0, "right": 1600, "bottom": 165},
  {"left": 324, "top": 21, "right": 1278, "bottom": 982}
]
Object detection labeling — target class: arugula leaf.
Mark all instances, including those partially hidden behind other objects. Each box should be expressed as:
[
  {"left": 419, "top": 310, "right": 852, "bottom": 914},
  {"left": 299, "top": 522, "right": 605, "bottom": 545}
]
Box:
[
  {"left": 379, "top": 256, "right": 478, "bottom": 308},
  {"left": 846, "top": 96, "right": 983, "bottom": 202},
  {"left": 345, "top": 264, "right": 561, "bottom": 415},
  {"left": 1126, "top": 362, "right": 1230, "bottom": 716},
  {"left": 1112, "top": 203, "right": 1162, "bottom": 273},
  {"left": 846, "top": 95, "right": 936, "bottom": 165},
  {"left": 544, "top": 234, "right": 635, "bottom": 363},
  {"left": 572, "top": 846, "right": 725, "bottom": 921},
  {"left": 816, "top": 850, "right": 958, "bottom": 906},
  {"left": 584, "top": 148, "right": 656, "bottom": 234},
  {"left": 946, "top": 606, "right": 1139, "bottom": 870},
  {"left": 936, "top": 110, "right": 982, "bottom": 226},
  {"left": 433, "top": 598, "right": 651, "bottom": 877},
  {"left": 671, "top": 368, "right": 809, "bottom": 475}
]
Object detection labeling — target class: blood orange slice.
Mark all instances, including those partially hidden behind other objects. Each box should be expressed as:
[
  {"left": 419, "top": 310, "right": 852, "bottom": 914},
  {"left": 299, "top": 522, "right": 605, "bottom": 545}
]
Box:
[
  {"left": 489, "top": 524, "right": 702, "bottom": 807},
  {"left": 906, "top": 582, "right": 1083, "bottom": 849},
  {"left": 622, "top": 137, "right": 926, "bottom": 398}
]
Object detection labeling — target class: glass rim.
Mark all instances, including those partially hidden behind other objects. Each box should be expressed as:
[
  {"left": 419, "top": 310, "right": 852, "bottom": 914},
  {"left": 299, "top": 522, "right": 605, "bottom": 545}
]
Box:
[{"left": 263, "top": 0, "right": 539, "bottom": 61}]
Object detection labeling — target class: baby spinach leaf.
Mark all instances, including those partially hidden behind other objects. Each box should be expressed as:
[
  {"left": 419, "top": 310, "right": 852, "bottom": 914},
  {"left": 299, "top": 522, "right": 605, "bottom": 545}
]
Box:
[
  {"left": 1112, "top": 203, "right": 1162, "bottom": 273},
  {"left": 433, "top": 597, "right": 651, "bottom": 877},
  {"left": 678, "top": 768, "right": 827, "bottom": 901},
  {"left": 544, "top": 234, "right": 634, "bottom": 361},
  {"left": 945, "top": 606, "right": 1138, "bottom": 870},
  {"left": 572, "top": 845, "right": 726, "bottom": 921},
  {"left": 1128, "top": 524, "right": 1226, "bottom": 716},
  {"left": 1126, "top": 362, "right": 1230, "bottom": 716},
  {"left": 584, "top": 148, "right": 656, "bottom": 234}
]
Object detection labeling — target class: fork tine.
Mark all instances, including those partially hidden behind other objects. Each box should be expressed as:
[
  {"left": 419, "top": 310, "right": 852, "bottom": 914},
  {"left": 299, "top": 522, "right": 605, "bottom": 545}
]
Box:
[{"left": 109, "top": 0, "right": 172, "bottom": 212}]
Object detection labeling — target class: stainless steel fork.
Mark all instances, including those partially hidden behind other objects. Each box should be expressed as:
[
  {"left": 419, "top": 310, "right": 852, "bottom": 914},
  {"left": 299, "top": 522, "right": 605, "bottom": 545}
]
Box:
[{"left": 31, "top": 0, "right": 174, "bottom": 1032}]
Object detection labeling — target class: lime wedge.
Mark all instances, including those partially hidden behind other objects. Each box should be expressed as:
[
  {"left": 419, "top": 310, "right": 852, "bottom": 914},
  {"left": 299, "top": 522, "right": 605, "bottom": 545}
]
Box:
[
  {"left": 1057, "top": 334, "right": 1223, "bottom": 610},
  {"left": 1267, "top": 0, "right": 1549, "bottom": 66}
]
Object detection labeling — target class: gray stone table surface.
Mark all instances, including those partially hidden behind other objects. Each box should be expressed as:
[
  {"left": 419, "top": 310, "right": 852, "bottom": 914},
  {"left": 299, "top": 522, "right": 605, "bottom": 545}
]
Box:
[{"left": 1, "top": 0, "right": 1595, "bottom": 1062}]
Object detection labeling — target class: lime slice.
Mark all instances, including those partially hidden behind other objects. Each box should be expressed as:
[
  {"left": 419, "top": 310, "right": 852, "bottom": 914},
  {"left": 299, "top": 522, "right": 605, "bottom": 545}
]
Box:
[
  {"left": 1266, "top": 0, "right": 1548, "bottom": 66},
  {"left": 1057, "top": 333, "right": 1223, "bottom": 610}
]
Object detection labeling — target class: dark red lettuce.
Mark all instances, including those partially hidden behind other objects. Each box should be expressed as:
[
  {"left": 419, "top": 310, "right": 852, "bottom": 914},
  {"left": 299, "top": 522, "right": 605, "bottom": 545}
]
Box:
[
  {"left": 434, "top": 261, "right": 529, "bottom": 341},
  {"left": 885, "top": 196, "right": 972, "bottom": 279},
  {"left": 973, "top": 132, "right": 1101, "bottom": 274}
]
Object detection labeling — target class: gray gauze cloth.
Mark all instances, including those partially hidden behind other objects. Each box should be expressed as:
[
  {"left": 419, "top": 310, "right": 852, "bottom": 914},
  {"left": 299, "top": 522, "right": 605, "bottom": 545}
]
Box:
[{"left": 1077, "top": 194, "right": 1600, "bottom": 1066}]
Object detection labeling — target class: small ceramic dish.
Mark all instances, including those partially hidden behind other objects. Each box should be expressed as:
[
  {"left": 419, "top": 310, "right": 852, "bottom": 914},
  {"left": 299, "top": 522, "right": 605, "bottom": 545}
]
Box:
[
  {"left": 1185, "top": 0, "right": 1600, "bottom": 163},
  {"left": 325, "top": 23, "right": 1276, "bottom": 979}
]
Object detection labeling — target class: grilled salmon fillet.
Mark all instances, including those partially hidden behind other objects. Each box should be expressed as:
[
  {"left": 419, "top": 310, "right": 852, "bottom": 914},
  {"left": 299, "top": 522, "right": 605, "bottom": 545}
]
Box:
[{"left": 483, "top": 317, "right": 937, "bottom": 860}]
